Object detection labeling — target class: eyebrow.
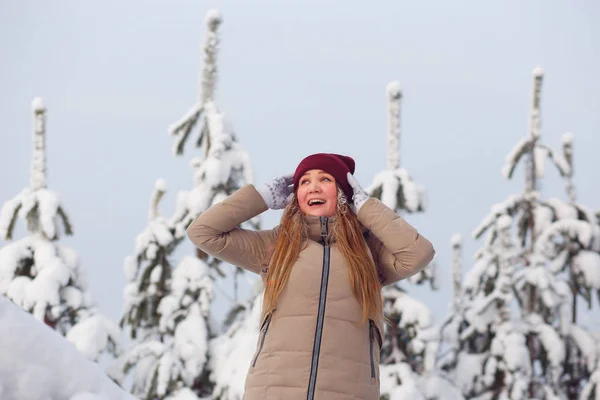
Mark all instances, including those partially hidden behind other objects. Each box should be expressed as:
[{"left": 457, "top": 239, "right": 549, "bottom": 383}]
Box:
[{"left": 302, "top": 171, "right": 331, "bottom": 178}]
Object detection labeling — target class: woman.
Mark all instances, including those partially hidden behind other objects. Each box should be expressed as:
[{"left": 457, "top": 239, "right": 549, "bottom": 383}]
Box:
[{"left": 187, "top": 153, "right": 435, "bottom": 400}]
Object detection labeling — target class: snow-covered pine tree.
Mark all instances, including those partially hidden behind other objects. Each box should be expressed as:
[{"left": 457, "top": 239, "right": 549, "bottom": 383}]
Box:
[
  {"left": 166, "top": 12, "right": 258, "bottom": 397},
  {"left": 113, "top": 253, "right": 214, "bottom": 399},
  {"left": 366, "top": 82, "right": 456, "bottom": 399},
  {"left": 435, "top": 234, "right": 466, "bottom": 379},
  {"left": 120, "top": 178, "right": 174, "bottom": 341},
  {"left": 532, "top": 133, "right": 600, "bottom": 399},
  {"left": 209, "top": 280, "right": 265, "bottom": 400},
  {"left": 115, "top": 179, "right": 215, "bottom": 399},
  {"left": 167, "top": 8, "right": 255, "bottom": 285},
  {"left": 0, "top": 97, "right": 119, "bottom": 362},
  {"left": 438, "top": 67, "right": 600, "bottom": 399},
  {"left": 116, "top": 9, "right": 258, "bottom": 399}
]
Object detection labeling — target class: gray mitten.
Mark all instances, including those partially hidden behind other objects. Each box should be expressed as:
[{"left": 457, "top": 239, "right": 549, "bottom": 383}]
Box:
[
  {"left": 257, "top": 173, "right": 294, "bottom": 210},
  {"left": 347, "top": 172, "right": 369, "bottom": 214}
]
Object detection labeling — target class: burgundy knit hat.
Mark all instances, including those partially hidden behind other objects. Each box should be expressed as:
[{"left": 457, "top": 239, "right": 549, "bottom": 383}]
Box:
[{"left": 293, "top": 153, "right": 356, "bottom": 200}]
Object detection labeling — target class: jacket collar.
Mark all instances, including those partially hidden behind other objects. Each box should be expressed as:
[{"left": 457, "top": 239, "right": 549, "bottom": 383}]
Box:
[
  {"left": 303, "top": 215, "right": 334, "bottom": 243},
  {"left": 302, "top": 214, "right": 368, "bottom": 244}
]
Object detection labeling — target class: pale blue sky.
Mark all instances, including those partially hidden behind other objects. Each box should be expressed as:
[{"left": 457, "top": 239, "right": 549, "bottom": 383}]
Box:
[{"left": 1, "top": 0, "right": 599, "bottom": 328}]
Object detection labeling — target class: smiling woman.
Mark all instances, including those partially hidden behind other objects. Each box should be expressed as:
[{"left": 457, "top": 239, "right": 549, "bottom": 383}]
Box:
[
  {"left": 296, "top": 169, "right": 338, "bottom": 216},
  {"left": 186, "top": 152, "right": 435, "bottom": 400}
]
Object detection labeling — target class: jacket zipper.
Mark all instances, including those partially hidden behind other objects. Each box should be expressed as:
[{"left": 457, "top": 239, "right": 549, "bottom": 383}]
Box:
[
  {"left": 306, "top": 216, "right": 331, "bottom": 400},
  {"left": 368, "top": 319, "right": 383, "bottom": 381},
  {"left": 251, "top": 313, "right": 272, "bottom": 368}
]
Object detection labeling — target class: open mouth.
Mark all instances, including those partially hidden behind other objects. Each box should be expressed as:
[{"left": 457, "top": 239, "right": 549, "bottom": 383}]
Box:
[{"left": 308, "top": 199, "right": 326, "bottom": 207}]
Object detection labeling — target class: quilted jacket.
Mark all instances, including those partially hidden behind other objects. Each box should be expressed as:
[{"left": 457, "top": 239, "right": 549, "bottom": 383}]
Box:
[{"left": 187, "top": 184, "right": 435, "bottom": 400}]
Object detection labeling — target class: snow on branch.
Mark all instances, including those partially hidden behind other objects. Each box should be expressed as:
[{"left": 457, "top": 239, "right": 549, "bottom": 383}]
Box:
[
  {"left": 1, "top": 238, "right": 82, "bottom": 325},
  {"left": 535, "top": 219, "right": 600, "bottom": 256},
  {"left": 169, "top": 117, "right": 254, "bottom": 233},
  {"left": 0, "top": 188, "right": 74, "bottom": 240},
  {"left": 367, "top": 168, "right": 426, "bottom": 213},
  {"left": 31, "top": 97, "right": 47, "bottom": 190},
  {"left": 210, "top": 289, "right": 263, "bottom": 400},
  {"left": 168, "top": 9, "right": 223, "bottom": 156},
  {"left": 386, "top": 81, "right": 402, "bottom": 170},
  {"left": 451, "top": 233, "right": 463, "bottom": 311},
  {"left": 0, "top": 98, "right": 74, "bottom": 240},
  {"left": 121, "top": 180, "right": 178, "bottom": 339},
  {"left": 67, "top": 312, "right": 122, "bottom": 362},
  {"left": 114, "top": 257, "right": 214, "bottom": 399},
  {"left": 502, "top": 68, "right": 573, "bottom": 185},
  {"left": 502, "top": 139, "right": 571, "bottom": 181},
  {"left": 471, "top": 195, "right": 525, "bottom": 239}
]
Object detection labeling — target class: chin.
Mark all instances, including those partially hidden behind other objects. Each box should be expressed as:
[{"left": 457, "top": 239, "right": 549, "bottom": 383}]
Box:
[{"left": 306, "top": 209, "right": 335, "bottom": 217}]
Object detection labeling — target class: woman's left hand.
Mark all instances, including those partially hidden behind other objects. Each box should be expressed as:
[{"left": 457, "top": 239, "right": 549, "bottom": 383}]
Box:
[{"left": 347, "top": 173, "right": 369, "bottom": 214}]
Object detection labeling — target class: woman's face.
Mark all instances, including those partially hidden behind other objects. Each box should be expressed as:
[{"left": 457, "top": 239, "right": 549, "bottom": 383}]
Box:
[{"left": 296, "top": 169, "right": 338, "bottom": 217}]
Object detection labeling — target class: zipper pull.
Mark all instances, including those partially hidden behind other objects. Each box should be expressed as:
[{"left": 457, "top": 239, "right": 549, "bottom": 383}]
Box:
[{"left": 320, "top": 216, "right": 328, "bottom": 244}]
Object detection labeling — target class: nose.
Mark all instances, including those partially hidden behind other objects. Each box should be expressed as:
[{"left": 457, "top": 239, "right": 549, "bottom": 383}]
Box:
[{"left": 308, "top": 181, "right": 321, "bottom": 193}]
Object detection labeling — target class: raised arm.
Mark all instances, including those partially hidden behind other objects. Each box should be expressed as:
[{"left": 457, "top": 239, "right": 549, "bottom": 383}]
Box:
[
  {"left": 359, "top": 197, "right": 435, "bottom": 286},
  {"left": 347, "top": 173, "right": 435, "bottom": 286},
  {"left": 186, "top": 184, "right": 276, "bottom": 274},
  {"left": 186, "top": 175, "right": 294, "bottom": 274}
]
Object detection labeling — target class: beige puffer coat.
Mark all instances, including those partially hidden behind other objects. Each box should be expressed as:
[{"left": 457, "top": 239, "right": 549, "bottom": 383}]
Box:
[{"left": 187, "top": 184, "right": 435, "bottom": 400}]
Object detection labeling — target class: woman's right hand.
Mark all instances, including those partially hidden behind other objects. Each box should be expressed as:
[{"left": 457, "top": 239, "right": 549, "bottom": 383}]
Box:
[{"left": 257, "top": 173, "right": 294, "bottom": 210}]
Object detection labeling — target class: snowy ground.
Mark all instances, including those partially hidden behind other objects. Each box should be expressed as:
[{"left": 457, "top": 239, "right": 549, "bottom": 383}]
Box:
[{"left": 0, "top": 295, "right": 136, "bottom": 400}]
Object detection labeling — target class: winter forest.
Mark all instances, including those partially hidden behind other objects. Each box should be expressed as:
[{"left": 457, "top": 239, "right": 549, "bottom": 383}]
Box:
[{"left": 1, "top": 3, "right": 599, "bottom": 400}]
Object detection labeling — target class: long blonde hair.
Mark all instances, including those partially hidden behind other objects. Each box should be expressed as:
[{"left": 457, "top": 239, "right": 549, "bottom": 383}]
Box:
[{"left": 261, "top": 187, "right": 383, "bottom": 324}]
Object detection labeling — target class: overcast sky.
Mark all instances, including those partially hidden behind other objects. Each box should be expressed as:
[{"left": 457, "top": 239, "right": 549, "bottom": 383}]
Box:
[{"left": 1, "top": 0, "right": 599, "bottom": 329}]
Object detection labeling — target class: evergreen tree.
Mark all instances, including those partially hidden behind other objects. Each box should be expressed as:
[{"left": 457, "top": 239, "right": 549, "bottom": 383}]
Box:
[
  {"left": 367, "top": 82, "right": 458, "bottom": 399},
  {"left": 438, "top": 67, "right": 600, "bottom": 400},
  {"left": 116, "top": 9, "right": 257, "bottom": 399},
  {"left": 0, "top": 97, "right": 119, "bottom": 361},
  {"left": 209, "top": 281, "right": 265, "bottom": 400}
]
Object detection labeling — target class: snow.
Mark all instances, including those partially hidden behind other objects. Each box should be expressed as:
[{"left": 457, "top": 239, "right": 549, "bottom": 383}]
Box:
[
  {"left": 380, "top": 363, "right": 425, "bottom": 400},
  {"left": 580, "top": 368, "right": 600, "bottom": 400},
  {"left": 367, "top": 168, "right": 426, "bottom": 213},
  {"left": 0, "top": 236, "right": 119, "bottom": 362},
  {"left": 169, "top": 114, "right": 253, "bottom": 230},
  {"left": 528, "top": 314, "right": 565, "bottom": 382},
  {"left": 119, "top": 13, "right": 258, "bottom": 397},
  {"left": 32, "top": 96, "right": 45, "bottom": 112},
  {"left": 166, "top": 387, "right": 202, "bottom": 400},
  {"left": 1, "top": 237, "right": 80, "bottom": 321},
  {"left": 0, "top": 187, "right": 72, "bottom": 241},
  {"left": 471, "top": 194, "right": 523, "bottom": 239},
  {"left": 422, "top": 374, "right": 465, "bottom": 400},
  {"left": 562, "top": 131, "right": 574, "bottom": 144},
  {"left": 116, "top": 257, "right": 214, "bottom": 399},
  {"left": 169, "top": 9, "right": 224, "bottom": 156},
  {"left": 502, "top": 137, "right": 530, "bottom": 179},
  {"left": 67, "top": 313, "right": 121, "bottom": 361},
  {"left": 451, "top": 233, "right": 462, "bottom": 246},
  {"left": 573, "top": 250, "right": 600, "bottom": 289},
  {"left": 168, "top": 102, "right": 203, "bottom": 155},
  {"left": 210, "top": 290, "right": 263, "bottom": 400},
  {"left": 568, "top": 324, "right": 599, "bottom": 372},
  {"left": 433, "top": 66, "right": 600, "bottom": 400},
  {"left": 389, "top": 289, "right": 433, "bottom": 329},
  {"left": 386, "top": 80, "right": 402, "bottom": 98},
  {"left": 0, "top": 295, "right": 134, "bottom": 400},
  {"left": 490, "top": 322, "right": 531, "bottom": 396},
  {"left": 205, "top": 8, "right": 222, "bottom": 27},
  {"left": 155, "top": 177, "right": 167, "bottom": 191}
]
